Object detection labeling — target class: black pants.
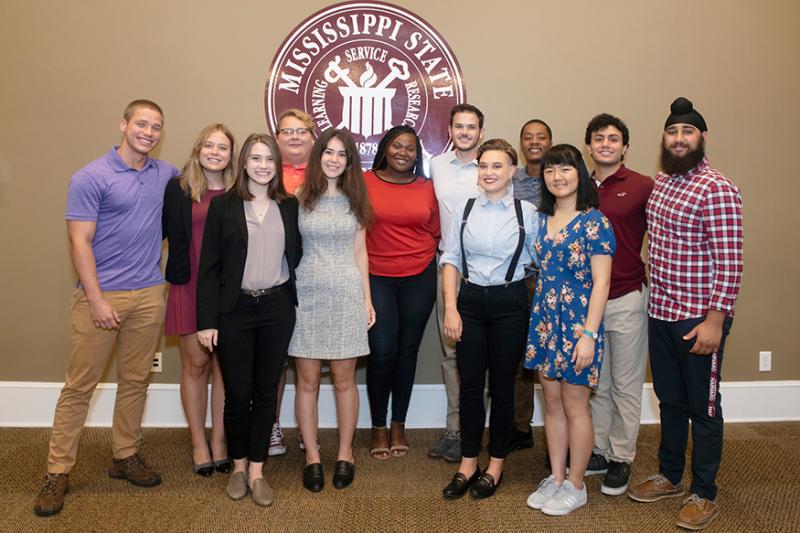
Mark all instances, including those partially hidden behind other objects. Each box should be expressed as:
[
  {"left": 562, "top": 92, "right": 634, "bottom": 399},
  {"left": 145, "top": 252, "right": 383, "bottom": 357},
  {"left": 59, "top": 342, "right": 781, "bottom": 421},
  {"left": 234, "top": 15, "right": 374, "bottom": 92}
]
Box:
[
  {"left": 649, "top": 316, "right": 733, "bottom": 501},
  {"left": 367, "top": 260, "right": 436, "bottom": 427},
  {"left": 217, "top": 288, "right": 295, "bottom": 462},
  {"left": 457, "top": 280, "right": 529, "bottom": 458}
]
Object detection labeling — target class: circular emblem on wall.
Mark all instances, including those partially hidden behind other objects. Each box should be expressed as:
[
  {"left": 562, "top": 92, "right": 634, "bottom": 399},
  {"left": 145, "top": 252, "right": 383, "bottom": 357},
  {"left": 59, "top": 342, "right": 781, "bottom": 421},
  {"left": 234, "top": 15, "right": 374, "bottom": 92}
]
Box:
[{"left": 266, "top": 0, "right": 466, "bottom": 170}]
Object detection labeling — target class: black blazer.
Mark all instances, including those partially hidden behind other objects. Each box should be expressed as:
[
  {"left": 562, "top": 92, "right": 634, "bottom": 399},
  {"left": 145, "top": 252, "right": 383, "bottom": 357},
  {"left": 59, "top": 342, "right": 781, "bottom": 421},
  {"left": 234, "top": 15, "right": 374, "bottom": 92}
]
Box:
[
  {"left": 162, "top": 178, "right": 193, "bottom": 284},
  {"left": 196, "top": 191, "right": 302, "bottom": 330}
]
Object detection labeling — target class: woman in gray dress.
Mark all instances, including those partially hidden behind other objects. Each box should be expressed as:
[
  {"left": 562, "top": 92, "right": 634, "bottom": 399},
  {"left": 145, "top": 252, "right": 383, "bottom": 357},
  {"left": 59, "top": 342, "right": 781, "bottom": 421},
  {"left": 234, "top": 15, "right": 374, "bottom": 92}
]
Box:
[{"left": 288, "top": 128, "right": 375, "bottom": 492}]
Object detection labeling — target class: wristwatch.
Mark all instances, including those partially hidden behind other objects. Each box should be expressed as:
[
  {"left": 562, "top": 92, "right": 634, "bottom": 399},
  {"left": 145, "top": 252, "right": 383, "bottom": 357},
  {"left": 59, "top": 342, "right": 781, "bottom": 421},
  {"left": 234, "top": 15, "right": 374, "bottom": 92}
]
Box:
[{"left": 581, "top": 328, "right": 598, "bottom": 340}]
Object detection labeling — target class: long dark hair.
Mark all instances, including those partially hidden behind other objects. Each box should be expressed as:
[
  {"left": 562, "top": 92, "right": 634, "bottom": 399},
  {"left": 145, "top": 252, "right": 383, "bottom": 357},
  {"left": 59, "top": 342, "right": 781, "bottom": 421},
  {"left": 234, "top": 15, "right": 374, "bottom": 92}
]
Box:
[
  {"left": 539, "top": 144, "right": 598, "bottom": 215},
  {"left": 371, "top": 125, "right": 426, "bottom": 179},
  {"left": 234, "top": 133, "right": 287, "bottom": 202},
  {"left": 299, "top": 128, "right": 373, "bottom": 228}
]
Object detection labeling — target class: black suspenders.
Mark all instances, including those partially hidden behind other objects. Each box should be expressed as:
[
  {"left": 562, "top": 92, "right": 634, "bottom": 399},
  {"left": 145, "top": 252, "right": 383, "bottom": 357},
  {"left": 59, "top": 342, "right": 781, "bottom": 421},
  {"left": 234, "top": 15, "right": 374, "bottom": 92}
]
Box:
[{"left": 459, "top": 198, "right": 526, "bottom": 286}]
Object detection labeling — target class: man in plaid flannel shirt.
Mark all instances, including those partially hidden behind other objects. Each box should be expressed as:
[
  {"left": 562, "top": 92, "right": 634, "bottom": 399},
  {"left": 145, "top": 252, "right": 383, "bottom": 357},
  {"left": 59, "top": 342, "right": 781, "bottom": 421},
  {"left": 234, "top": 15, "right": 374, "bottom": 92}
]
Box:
[{"left": 628, "top": 97, "right": 743, "bottom": 532}]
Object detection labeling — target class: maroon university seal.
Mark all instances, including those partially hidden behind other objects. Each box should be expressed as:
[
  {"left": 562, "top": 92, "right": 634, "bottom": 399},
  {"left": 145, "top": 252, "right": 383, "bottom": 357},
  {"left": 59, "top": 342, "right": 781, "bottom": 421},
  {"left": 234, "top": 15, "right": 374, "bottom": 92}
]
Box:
[{"left": 266, "top": 1, "right": 466, "bottom": 169}]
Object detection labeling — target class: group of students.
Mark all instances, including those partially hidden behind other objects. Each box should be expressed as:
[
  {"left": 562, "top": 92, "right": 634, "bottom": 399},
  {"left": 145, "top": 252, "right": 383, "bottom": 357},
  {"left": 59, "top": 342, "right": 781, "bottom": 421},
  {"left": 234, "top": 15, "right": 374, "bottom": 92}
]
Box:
[{"left": 35, "top": 96, "right": 742, "bottom": 531}]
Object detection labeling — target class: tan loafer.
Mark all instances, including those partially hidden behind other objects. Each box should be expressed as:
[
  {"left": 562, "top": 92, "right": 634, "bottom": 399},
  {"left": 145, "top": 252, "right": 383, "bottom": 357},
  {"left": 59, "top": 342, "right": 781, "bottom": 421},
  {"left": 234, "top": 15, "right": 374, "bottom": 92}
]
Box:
[
  {"left": 251, "top": 478, "right": 274, "bottom": 507},
  {"left": 226, "top": 472, "right": 248, "bottom": 500}
]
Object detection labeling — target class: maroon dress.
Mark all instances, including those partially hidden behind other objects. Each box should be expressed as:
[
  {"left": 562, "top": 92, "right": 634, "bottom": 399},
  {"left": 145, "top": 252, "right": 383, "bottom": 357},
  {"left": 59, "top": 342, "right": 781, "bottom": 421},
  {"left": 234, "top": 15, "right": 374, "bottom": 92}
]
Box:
[{"left": 164, "top": 188, "right": 225, "bottom": 336}]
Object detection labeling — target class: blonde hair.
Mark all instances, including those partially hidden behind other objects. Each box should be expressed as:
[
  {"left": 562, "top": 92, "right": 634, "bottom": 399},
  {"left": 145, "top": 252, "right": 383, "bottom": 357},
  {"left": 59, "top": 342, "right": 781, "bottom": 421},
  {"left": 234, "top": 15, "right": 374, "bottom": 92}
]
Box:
[
  {"left": 180, "top": 124, "right": 237, "bottom": 202},
  {"left": 277, "top": 108, "right": 316, "bottom": 135}
]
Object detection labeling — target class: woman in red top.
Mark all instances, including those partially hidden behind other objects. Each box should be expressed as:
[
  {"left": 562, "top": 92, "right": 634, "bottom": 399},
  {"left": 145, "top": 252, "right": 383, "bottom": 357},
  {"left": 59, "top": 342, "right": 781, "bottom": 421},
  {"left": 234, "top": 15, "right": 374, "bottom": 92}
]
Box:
[
  {"left": 163, "top": 124, "right": 236, "bottom": 476},
  {"left": 364, "top": 125, "right": 440, "bottom": 460}
]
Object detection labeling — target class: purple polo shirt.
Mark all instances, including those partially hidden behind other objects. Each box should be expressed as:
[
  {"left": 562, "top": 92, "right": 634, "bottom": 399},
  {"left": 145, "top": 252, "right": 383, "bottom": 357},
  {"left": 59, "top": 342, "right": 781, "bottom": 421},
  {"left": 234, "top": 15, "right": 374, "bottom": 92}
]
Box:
[
  {"left": 66, "top": 146, "right": 179, "bottom": 291},
  {"left": 596, "top": 165, "right": 654, "bottom": 300}
]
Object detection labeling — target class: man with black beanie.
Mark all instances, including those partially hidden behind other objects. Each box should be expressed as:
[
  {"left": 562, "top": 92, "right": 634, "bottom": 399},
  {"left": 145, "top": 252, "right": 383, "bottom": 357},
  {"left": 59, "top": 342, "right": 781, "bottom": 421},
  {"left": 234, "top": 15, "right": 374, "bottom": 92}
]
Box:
[{"left": 627, "top": 97, "right": 743, "bottom": 531}]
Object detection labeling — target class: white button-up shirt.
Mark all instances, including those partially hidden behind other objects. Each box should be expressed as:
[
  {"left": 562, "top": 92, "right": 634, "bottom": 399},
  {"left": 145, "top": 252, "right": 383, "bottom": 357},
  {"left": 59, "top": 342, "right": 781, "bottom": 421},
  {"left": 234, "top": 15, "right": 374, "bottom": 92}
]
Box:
[{"left": 430, "top": 151, "right": 481, "bottom": 253}]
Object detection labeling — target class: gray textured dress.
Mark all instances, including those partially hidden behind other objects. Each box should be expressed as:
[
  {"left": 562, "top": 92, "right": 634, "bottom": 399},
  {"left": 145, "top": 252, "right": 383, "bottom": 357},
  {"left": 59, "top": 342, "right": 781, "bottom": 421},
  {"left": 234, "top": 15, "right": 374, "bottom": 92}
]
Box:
[{"left": 288, "top": 194, "right": 369, "bottom": 359}]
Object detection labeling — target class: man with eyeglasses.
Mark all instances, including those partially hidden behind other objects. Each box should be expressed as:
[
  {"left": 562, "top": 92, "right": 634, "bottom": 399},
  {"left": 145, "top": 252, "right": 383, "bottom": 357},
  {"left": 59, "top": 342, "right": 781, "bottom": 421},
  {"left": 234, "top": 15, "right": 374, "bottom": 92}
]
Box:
[
  {"left": 268, "top": 109, "right": 317, "bottom": 457},
  {"left": 276, "top": 109, "right": 316, "bottom": 195}
]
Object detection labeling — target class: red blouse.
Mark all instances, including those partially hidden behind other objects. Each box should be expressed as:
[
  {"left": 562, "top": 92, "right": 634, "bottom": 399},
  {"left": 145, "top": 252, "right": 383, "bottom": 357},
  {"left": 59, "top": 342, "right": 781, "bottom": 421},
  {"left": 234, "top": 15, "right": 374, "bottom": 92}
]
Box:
[{"left": 364, "top": 170, "right": 440, "bottom": 277}]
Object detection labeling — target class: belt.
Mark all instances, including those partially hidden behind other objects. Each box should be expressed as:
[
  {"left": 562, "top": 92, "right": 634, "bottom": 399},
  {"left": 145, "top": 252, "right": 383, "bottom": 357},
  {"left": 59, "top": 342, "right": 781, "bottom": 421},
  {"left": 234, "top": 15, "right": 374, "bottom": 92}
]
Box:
[{"left": 240, "top": 282, "right": 289, "bottom": 298}]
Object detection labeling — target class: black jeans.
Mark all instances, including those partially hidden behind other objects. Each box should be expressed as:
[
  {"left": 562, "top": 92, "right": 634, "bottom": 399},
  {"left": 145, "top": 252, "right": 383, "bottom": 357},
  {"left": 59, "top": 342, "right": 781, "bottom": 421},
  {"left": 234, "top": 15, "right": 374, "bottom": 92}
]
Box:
[
  {"left": 457, "top": 280, "right": 529, "bottom": 458},
  {"left": 216, "top": 288, "right": 295, "bottom": 462},
  {"left": 367, "top": 260, "right": 436, "bottom": 427},
  {"left": 649, "top": 316, "right": 733, "bottom": 501}
]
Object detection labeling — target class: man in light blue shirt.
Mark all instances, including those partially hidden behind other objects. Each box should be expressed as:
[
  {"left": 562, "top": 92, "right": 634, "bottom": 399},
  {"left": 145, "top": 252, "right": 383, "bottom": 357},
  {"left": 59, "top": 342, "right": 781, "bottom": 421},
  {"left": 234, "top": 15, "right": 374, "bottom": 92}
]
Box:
[{"left": 428, "top": 104, "right": 484, "bottom": 462}]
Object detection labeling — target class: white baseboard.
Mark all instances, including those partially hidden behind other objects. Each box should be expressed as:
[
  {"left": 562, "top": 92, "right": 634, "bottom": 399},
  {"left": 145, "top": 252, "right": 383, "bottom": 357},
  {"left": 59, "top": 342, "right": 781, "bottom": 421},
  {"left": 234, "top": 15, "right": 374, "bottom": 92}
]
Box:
[{"left": 1, "top": 380, "right": 798, "bottom": 428}]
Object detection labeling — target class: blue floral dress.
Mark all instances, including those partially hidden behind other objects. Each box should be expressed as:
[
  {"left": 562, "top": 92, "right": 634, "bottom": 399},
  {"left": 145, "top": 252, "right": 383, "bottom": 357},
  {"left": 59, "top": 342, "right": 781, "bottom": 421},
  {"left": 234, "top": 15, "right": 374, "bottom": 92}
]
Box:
[{"left": 524, "top": 209, "right": 615, "bottom": 388}]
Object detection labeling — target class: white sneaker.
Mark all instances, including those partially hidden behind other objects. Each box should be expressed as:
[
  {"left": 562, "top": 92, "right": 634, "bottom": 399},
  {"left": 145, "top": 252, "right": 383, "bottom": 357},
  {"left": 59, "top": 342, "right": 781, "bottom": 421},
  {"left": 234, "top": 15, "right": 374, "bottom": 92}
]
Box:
[
  {"left": 527, "top": 475, "right": 561, "bottom": 510},
  {"left": 268, "top": 422, "right": 287, "bottom": 456},
  {"left": 541, "top": 479, "right": 587, "bottom": 516}
]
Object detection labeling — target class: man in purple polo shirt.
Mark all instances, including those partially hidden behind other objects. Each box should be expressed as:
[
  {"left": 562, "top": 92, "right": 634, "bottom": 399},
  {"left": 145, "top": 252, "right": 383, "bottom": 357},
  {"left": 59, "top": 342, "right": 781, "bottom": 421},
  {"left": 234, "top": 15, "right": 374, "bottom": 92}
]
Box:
[
  {"left": 34, "top": 100, "right": 179, "bottom": 517},
  {"left": 584, "top": 114, "right": 653, "bottom": 496}
]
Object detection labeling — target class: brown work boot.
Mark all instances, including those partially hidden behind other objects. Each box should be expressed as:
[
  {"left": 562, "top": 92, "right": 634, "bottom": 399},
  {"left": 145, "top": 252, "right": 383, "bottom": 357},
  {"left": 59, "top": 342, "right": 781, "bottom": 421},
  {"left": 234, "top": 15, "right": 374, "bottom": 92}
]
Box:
[
  {"left": 628, "top": 473, "right": 684, "bottom": 502},
  {"left": 676, "top": 494, "right": 720, "bottom": 530},
  {"left": 109, "top": 453, "right": 162, "bottom": 487},
  {"left": 33, "top": 473, "right": 69, "bottom": 517}
]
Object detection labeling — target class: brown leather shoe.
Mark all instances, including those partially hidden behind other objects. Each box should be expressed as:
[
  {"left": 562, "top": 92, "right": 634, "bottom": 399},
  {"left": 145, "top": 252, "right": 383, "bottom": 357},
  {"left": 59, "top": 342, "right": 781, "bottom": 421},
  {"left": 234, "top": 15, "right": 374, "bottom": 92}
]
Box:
[
  {"left": 628, "top": 473, "right": 684, "bottom": 502},
  {"left": 33, "top": 473, "right": 69, "bottom": 517},
  {"left": 109, "top": 453, "right": 162, "bottom": 487},
  {"left": 676, "top": 494, "right": 720, "bottom": 530}
]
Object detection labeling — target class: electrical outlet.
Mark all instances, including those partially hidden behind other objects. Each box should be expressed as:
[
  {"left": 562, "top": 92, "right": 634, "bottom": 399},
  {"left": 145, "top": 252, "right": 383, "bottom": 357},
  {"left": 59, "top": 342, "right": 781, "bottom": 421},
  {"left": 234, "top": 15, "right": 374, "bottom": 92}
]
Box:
[
  {"left": 151, "top": 352, "right": 163, "bottom": 373},
  {"left": 759, "top": 351, "right": 771, "bottom": 372}
]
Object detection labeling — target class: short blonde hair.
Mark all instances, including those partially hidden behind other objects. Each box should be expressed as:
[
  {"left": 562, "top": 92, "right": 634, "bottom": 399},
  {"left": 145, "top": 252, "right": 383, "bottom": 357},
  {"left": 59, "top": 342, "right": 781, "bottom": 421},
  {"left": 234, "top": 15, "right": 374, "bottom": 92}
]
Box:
[
  {"left": 277, "top": 108, "right": 316, "bottom": 135},
  {"left": 123, "top": 99, "right": 163, "bottom": 121}
]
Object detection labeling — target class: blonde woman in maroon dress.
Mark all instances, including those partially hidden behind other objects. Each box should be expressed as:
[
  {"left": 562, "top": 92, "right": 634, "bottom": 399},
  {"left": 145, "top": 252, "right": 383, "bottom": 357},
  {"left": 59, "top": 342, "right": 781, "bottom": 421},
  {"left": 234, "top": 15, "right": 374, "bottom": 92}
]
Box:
[{"left": 163, "top": 124, "right": 236, "bottom": 476}]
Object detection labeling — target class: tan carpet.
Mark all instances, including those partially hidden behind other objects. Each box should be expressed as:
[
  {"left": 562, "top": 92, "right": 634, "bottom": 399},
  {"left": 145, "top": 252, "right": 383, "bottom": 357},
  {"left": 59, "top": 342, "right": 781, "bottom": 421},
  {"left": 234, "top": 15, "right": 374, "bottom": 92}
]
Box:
[{"left": 3, "top": 423, "right": 799, "bottom": 532}]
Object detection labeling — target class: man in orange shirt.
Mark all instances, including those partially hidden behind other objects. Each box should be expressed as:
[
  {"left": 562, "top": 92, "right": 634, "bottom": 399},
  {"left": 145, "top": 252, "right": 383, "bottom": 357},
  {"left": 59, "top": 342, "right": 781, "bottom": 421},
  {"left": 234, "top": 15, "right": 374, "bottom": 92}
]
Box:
[{"left": 269, "top": 108, "right": 316, "bottom": 456}]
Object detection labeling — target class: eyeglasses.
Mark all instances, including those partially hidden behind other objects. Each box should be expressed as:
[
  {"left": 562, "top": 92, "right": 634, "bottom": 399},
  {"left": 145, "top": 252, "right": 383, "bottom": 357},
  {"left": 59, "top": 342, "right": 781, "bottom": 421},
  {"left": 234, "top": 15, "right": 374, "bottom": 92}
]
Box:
[{"left": 278, "top": 128, "right": 311, "bottom": 136}]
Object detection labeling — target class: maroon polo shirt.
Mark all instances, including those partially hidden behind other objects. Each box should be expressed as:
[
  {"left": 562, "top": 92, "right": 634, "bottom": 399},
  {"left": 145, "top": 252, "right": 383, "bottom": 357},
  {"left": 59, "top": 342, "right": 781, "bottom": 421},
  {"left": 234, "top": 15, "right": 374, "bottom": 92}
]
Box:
[{"left": 595, "top": 165, "right": 654, "bottom": 300}]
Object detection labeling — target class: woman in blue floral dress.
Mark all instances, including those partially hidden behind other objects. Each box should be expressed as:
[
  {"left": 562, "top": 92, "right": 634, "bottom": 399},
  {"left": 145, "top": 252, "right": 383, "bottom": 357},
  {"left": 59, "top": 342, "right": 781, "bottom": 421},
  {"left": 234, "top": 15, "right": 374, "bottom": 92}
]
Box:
[{"left": 524, "top": 144, "right": 615, "bottom": 516}]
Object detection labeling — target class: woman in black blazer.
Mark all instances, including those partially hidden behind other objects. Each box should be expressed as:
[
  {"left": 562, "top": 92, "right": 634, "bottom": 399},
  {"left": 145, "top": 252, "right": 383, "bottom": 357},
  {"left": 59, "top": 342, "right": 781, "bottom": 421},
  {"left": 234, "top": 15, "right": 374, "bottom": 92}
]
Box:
[
  {"left": 162, "top": 124, "right": 235, "bottom": 478},
  {"left": 197, "top": 133, "right": 301, "bottom": 507}
]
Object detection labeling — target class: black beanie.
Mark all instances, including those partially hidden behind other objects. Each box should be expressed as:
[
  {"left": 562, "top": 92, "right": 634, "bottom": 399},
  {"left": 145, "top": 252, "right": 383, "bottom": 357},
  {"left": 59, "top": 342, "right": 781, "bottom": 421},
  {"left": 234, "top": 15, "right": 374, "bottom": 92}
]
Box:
[{"left": 664, "top": 97, "right": 708, "bottom": 132}]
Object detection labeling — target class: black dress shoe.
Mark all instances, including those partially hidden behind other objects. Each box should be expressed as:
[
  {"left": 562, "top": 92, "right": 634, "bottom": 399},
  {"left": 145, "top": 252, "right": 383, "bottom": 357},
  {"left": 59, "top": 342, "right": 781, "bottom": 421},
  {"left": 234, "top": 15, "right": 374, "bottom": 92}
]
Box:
[
  {"left": 443, "top": 469, "right": 481, "bottom": 500},
  {"left": 192, "top": 462, "right": 213, "bottom": 477},
  {"left": 302, "top": 463, "right": 324, "bottom": 493},
  {"left": 509, "top": 427, "right": 534, "bottom": 451},
  {"left": 213, "top": 458, "right": 232, "bottom": 474},
  {"left": 469, "top": 472, "right": 502, "bottom": 499},
  {"left": 332, "top": 460, "right": 355, "bottom": 489}
]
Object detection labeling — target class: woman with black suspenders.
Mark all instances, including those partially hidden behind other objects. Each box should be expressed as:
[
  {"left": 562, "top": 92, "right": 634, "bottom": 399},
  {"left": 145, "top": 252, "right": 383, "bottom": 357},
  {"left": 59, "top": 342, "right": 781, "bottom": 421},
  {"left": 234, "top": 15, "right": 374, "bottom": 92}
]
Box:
[{"left": 439, "top": 139, "right": 539, "bottom": 500}]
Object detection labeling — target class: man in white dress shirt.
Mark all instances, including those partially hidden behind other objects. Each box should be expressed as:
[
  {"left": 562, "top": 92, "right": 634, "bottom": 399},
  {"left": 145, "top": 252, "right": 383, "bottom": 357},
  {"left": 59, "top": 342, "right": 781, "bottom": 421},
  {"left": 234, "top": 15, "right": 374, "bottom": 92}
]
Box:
[{"left": 428, "top": 103, "right": 485, "bottom": 462}]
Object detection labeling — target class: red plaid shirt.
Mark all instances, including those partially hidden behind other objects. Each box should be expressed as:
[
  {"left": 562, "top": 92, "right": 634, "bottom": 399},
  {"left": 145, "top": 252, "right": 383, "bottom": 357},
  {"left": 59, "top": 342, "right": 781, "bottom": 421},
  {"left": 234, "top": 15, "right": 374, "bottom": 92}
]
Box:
[{"left": 646, "top": 158, "right": 743, "bottom": 321}]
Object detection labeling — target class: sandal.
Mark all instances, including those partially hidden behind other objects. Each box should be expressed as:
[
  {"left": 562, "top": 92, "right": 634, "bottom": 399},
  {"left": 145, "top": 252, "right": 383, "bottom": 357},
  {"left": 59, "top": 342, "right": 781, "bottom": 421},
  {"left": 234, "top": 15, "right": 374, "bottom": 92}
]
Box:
[
  {"left": 390, "top": 422, "right": 409, "bottom": 458},
  {"left": 370, "top": 427, "right": 391, "bottom": 461}
]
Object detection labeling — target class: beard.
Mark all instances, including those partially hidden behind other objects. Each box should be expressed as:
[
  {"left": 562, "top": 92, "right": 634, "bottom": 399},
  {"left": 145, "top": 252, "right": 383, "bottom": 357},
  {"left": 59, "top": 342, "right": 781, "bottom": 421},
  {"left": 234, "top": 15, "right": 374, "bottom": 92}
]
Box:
[{"left": 660, "top": 137, "right": 705, "bottom": 176}]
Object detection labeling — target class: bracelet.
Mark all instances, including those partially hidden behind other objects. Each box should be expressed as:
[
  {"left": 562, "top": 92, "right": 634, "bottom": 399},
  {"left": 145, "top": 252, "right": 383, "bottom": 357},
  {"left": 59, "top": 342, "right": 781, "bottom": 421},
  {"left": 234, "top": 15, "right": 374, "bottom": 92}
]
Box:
[{"left": 581, "top": 328, "right": 598, "bottom": 340}]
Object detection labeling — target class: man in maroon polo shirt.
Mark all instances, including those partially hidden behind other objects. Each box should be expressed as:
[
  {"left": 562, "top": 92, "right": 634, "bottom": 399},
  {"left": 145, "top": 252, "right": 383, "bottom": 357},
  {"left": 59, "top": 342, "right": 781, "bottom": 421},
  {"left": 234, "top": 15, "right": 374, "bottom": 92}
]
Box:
[{"left": 584, "top": 114, "right": 653, "bottom": 496}]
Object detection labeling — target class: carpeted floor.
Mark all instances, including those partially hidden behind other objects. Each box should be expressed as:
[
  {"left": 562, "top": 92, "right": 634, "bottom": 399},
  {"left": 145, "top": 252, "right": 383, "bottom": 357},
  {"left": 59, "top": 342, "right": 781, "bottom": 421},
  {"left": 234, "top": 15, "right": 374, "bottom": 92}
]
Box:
[{"left": 3, "top": 423, "right": 799, "bottom": 532}]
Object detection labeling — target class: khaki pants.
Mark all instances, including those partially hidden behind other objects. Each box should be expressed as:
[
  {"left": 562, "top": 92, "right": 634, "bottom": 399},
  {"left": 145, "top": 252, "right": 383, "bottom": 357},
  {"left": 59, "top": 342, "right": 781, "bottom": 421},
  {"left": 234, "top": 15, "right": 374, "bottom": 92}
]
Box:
[
  {"left": 47, "top": 285, "right": 166, "bottom": 473},
  {"left": 435, "top": 265, "right": 461, "bottom": 433},
  {"left": 590, "top": 286, "right": 648, "bottom": 463}
]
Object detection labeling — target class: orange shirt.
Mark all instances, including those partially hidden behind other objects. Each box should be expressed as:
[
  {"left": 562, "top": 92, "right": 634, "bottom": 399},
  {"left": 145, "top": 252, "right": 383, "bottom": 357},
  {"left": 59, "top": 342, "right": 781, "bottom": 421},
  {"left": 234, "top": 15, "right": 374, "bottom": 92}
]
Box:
[
  {"left": 364, "top": 170, "right": 440, "bottom": 277},
  {"left": 282, "top": 163, "right": 307, "bottom": 195}
]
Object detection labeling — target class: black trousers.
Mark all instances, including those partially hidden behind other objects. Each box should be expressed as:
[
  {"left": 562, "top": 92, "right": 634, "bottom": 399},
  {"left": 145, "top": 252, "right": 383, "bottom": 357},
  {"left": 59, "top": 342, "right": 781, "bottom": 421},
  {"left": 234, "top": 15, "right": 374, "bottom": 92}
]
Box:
[
  {"left": 649, "top": 316, "right": 733, "bottom": 501},
  {"left": 216, "top": 288, "right": 295, "bottom": 462},
  {"left": 457, "top": 280, "right": 529, "bottom": 458}
]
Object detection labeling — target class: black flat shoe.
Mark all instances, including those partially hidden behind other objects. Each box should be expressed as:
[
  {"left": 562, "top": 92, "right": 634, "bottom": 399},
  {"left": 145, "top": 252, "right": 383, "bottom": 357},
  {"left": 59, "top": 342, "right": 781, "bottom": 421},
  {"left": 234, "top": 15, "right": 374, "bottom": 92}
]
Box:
[
  {"left": 443, "top": 469, "right": 481, "bottom": 500},
  {"left": 469, "top": 472, "right": 502, "bottom": 499},
  {"left": 192, "top": 461, "right": 213, "bottom": 477},
  {"left": 332, "top": 460, "right": 355, "bottom": 489},
  {"left": 302, "top": 463, "right": 324, "bottom": 493},
  {"left": 213, "top": 458, "right": 232, "bottom": 474}
]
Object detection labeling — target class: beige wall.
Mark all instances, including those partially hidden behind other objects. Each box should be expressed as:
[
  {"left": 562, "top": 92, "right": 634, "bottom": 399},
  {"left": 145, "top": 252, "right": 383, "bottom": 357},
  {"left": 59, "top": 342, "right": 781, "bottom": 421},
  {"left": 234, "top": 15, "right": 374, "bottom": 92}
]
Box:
[{"left": 1, "top": 0, "right": 797, "bottom": 384}]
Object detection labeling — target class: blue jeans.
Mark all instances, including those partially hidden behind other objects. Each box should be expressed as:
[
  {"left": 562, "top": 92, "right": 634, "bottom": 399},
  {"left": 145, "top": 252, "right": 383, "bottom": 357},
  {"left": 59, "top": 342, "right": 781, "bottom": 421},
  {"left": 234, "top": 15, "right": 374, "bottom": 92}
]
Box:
[
  {"left": 649, "top": 316, "right": 733, "bottom": 501},
  {"left": 367, "top": 260, "right": 436, "bottom": 427}
]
